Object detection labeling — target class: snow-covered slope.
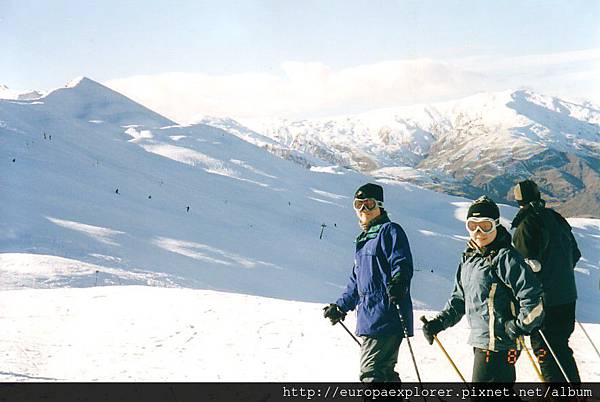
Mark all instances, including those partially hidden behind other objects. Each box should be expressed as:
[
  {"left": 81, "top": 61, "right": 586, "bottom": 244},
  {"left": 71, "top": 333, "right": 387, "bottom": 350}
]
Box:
[
  {"left": 1, "top": 77, "right": 598, "bottom": 314},
  {"left": 2, "top": 286, "right": 598, "bottom": 381},
  {"left": 235, "top": 91, "right": 600, "bottom": 217},
  {"left": 0, "top": 78, "right": 598, "bottom": 381}
]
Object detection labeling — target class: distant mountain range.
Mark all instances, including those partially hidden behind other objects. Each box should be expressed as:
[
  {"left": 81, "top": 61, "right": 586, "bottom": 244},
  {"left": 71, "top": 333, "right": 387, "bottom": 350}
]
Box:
[
  {"left": 3, "top": 79, "right": 599, "bottom": 217},
  {"left": 204, "top": 91, "right": 600, "bottom": 217}
]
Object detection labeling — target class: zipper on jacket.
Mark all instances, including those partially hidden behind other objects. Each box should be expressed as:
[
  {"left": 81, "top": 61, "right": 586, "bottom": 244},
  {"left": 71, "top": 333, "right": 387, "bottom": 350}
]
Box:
[{"left": 487, "top": 283, "right": 498, "bottom": 351}]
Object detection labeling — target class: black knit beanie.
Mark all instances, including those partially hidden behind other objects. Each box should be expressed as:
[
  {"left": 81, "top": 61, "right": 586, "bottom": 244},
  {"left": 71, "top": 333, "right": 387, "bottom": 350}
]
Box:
[
  {"left": 467, "top": 196, "right": 500, "bottom": 220},
  {"left": 354, "top": 183, "right": 384, "bottom": 202}
]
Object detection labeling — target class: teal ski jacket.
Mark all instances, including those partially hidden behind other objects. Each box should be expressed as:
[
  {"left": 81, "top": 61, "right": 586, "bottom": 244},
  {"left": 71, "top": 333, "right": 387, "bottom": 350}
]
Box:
[{"left": 436, "top": 226, "right": 544, "bottom": 351}]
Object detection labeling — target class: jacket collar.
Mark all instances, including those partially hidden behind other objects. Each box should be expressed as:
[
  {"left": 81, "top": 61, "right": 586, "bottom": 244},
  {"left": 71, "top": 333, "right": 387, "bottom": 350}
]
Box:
[
  {"left": 511, "top": 199, "right": 546, "bottom": 228},
  {"left": 356, "top": 212, "right": 390, "bottom": 243}
]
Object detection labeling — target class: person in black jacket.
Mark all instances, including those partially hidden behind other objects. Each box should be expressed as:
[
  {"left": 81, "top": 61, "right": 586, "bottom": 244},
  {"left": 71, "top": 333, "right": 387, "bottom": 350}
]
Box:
[{"left": 511, "top": 179, "right": 581, "bottom": 383}]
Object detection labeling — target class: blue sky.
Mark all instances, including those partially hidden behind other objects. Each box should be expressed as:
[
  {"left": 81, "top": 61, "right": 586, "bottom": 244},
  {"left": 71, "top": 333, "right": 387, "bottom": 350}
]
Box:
[{"left": 2, "top": 0, "right": 599, "bottom": 120}]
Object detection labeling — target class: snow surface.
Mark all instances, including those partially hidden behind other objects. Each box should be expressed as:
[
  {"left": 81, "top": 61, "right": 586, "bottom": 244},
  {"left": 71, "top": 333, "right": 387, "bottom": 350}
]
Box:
[
  {"left": 1, "top": 77, "right": 598, "bottom": 381},
  {"left": 1, "top": 286, "right": 598, "bottom": 382}
]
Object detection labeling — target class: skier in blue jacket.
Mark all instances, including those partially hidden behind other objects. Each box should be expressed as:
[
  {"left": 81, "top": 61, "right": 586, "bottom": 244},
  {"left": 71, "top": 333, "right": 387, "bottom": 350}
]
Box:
[{"left": 323, "top": 183, "right": 414, "bottom": 382}]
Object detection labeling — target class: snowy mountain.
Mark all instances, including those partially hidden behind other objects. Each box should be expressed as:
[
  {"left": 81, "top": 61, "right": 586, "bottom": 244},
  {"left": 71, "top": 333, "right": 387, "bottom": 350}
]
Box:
[
  {"left": 0, "top": 84, "right": 44, "bottom": 101},
  {"left": 196, "top": 115, "right": 327, "bottom": 169},
  {"left": 1, "top": 77, "right": 598, "bottom": 381},
  {"left": 234, "top": 91, "right": 600, "bottom": 217}
]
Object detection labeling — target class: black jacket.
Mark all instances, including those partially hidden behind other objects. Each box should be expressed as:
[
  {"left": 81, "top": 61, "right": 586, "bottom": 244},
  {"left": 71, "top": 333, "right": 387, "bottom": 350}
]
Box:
[{"left": 511, "top": 200, "right": 581, "bottom": 307}]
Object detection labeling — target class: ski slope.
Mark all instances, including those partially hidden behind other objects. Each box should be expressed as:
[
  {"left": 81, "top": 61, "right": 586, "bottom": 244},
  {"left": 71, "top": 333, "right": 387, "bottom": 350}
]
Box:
[
  {"left": 1, "top": 77, "right": 598, "bottom": 381},
  {"left": 1, "top": 286, "right": 598, "bottom": 382}
]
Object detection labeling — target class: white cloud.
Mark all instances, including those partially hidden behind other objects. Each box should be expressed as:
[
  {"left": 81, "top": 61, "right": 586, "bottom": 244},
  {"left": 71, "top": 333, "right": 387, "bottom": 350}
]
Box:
[
  {"left": 454, "top": 48, "right": 600, "bottom": 105},
  {"left": 105, "top": 49, "right": 600, "bottom": 123},
  {"left": 457, "top": 48, "right": 600, "bottom": 71}
]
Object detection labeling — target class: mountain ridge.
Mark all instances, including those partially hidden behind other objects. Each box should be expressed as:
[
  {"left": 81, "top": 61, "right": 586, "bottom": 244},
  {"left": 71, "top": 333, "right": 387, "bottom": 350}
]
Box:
[{"left": 216, "top": 90, "right": 600, "bottom": 217}]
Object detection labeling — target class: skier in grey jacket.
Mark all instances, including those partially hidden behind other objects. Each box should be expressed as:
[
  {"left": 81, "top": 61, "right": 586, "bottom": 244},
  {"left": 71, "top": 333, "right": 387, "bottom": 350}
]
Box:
[{"left": 422, "top": 196, "right": 544, "bottom": 383}]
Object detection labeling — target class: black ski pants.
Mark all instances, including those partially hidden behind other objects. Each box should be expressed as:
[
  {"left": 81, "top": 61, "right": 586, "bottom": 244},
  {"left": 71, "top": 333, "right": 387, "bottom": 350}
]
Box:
[
  {"left": 471, "top": 348, "right": 522, "bottom": 402},
  {"left": 530, "top": 301, "right": 581, "bottom": 383},
  {"left": 472, "top": 347, "right": 519, "bottom": 383}
]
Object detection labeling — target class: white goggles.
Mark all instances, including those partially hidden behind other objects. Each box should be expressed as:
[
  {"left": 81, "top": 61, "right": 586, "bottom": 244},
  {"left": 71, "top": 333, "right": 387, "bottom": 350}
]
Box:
[
  {"left": 466, "top": 217, "right": 499, "bottom": 234},
  {"left": 353, "top": 198, "right": 384, "bottom": 212}
]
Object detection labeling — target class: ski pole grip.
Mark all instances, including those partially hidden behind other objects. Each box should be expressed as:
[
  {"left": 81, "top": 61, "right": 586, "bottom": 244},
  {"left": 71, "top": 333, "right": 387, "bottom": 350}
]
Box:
[{"left": 420, "top": 316, "right": 428, "bottom": 324}]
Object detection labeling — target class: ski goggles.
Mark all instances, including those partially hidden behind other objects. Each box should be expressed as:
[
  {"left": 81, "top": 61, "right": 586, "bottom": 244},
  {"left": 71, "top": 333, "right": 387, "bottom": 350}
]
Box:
[
  {"left": 465, "top": 217, "right": 499, "bottom": 234},
  {"left": 353, "top": 198, "right": 384, "bottom": 212}
]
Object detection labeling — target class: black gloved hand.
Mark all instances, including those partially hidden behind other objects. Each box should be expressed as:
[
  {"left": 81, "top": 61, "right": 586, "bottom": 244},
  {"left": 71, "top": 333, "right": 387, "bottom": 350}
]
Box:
[
  {"left": 386, "top": 274, "right": 409, "bottom": 305},
  {"left": 421, "top": 316, "right": 444, "bottom": 345},
  {"left": 504, "top": 320, "right": 522, "bottom": 341},
  {"left": 323, "top": 304, "right": 346, "bottom": 325}
]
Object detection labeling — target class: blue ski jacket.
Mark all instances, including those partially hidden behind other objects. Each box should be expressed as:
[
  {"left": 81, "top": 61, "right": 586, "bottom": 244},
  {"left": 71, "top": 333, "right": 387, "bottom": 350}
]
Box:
[{"left": 336, "top": 213, "right": 414, "bottom": 337}]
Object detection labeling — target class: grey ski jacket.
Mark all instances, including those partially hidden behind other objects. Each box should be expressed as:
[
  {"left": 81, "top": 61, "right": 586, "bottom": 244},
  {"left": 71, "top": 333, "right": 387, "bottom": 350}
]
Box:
[{"left": 436, "top": 226, "right": 544, "bottom": 351}]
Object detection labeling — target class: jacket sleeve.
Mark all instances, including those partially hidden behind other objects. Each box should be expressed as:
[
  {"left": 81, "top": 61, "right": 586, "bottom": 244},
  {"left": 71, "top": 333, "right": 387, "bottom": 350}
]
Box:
[
  {"left": 496, "top": 250, "right": 545, "bottom": 334},
  {"left": 512, "top": 215, "right": 548, "bottom": 262},
  {"left": 552, "top": 210, "right": 582, "bottom": 266},
  {"left": 436, "top": 264, "right": 466, "bottom": 329},
  {"left": 570, "top": 231, "right": 582, "bottom": 266},
  {"left": 381, "top": 223, "right": 413, "bottom": 284},
  {"left": 335, "top": 264, "right": 359, "bottom": 313}
]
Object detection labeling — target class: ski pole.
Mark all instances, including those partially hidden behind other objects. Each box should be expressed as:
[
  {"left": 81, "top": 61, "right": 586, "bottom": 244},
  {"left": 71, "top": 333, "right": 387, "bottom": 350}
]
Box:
[
  {"left": 538, "top": 329, "right": 571, "bottom": 383},
  {"left": 577, "top": 319, "right": 600, "bottom": 359},
  {"left": 398, "top": 311, "right": 423, "bottom": 383},
  {"left": 420, "top": 316, "right": 466, "bottom": 383},
  {"left": 518, "top": 336, "right": 544, "bottom": 382},
  {"left": 339, "top": 321, "right": 362, "bottom": 347},
  {"left": 397, "top": 309, "right": 426, "bottom": 402}
]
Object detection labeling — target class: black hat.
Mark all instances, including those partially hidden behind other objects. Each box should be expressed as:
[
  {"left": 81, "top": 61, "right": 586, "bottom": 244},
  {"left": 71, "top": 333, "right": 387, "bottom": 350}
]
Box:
[
  {"left": 514, "top": 180, "right": 541, "bottom": 206},
  {"left": 354, "top": 183, "right": 384, "bottom": 202},
  {"left": 467, "top": 196, "right": 500, "bottom": 220}
]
